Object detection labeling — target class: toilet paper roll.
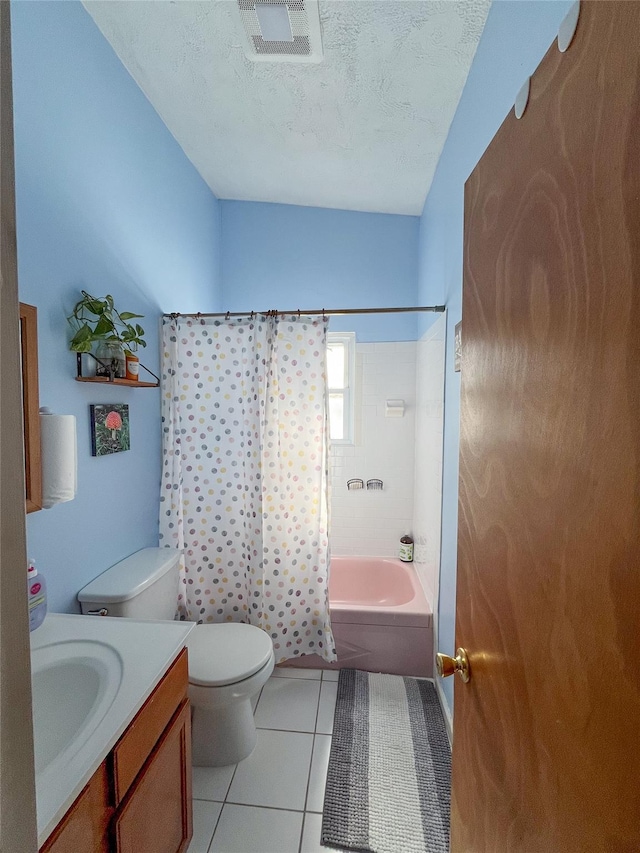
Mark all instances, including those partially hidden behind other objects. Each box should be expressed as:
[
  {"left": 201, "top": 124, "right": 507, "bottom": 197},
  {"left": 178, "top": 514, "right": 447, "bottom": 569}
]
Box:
[{"left": 40, "top": 410, "right": 77, "bottom": 509}]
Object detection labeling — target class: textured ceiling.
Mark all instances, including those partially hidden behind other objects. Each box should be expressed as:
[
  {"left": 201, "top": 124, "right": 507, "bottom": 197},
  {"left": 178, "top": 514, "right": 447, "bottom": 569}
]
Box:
[{"left": 83, "top": 0, "right": 490, "bottom": 215}]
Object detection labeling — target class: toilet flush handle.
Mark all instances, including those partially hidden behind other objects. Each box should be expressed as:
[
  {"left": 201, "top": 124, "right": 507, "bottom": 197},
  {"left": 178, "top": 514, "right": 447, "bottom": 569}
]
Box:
[{"left": 86, "top": 608, "right": 109, "bottom": 616}]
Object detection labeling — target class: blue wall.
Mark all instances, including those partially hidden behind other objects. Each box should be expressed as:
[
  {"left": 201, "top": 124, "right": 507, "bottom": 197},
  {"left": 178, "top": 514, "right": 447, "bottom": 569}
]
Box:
[
  {"left": 418, "top": 0, "right": 573, "bottom": 716},
  {"left": 12, "top": 1, "right": 222, "bottom": 612},
  {"left": 221, "top": 201, "right": 420, "bottom": 341},
  {"left": 10, "top": 0, "right": 573, "bottom": 667}
]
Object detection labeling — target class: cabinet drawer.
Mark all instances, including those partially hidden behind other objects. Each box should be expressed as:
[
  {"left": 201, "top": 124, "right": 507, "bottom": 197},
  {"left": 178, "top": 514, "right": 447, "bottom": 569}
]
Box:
[
  {"left": 40, "top": 762, "right": 112, "bottom": 853},
  {"left": 113, "top": 700, "right": 192, "bottom": 853},
  {"left": 111, "top": 648, "right": 188, "bottom": 804}
]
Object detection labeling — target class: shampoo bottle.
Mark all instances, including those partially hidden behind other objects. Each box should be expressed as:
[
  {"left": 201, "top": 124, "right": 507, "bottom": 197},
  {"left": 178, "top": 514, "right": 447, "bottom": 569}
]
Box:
[
  {"left": 399, "top": 534, "right": 414, "bottom": 563},
  {"left": 28, "top": 558, "right": 47, "bottom": 631}
]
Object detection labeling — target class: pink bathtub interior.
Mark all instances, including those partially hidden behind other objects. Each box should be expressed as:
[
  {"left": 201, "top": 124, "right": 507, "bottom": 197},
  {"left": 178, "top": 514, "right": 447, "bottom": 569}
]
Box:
[
  {"left": 282, "top": 556, "right": 433, "bottom": 678},
  {"left": 329, "top": 556, "right": 430, "bottom": 626}
]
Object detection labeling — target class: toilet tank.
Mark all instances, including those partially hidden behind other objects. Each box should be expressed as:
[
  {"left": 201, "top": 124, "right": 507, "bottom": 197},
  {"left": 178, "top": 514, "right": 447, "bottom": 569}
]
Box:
[{"left": 77, "top": 548, "right": 181, "bottom": 620}]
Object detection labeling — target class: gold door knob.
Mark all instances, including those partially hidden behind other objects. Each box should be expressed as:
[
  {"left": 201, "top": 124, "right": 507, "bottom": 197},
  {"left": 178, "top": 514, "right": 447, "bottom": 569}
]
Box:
[{"left": 436, "top": 648, "right": 471, "bottom": 683}]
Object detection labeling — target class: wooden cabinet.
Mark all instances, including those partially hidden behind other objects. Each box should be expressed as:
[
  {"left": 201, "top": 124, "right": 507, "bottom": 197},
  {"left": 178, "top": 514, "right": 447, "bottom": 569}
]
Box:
[
  {"left": 113, "top": 702, "right": 192, "bottom": 853},
  {"left": 111, "top": 650, "right": 189, "bottom": 805},
  {"left": 19, "top": 302, "right": 42, "bottom": 513},
  {"left": 38, "top": 764, "right": 112, "bottom": 853},
  {"left": 41, "top": 649, "right": 192, "bottom": 853}
]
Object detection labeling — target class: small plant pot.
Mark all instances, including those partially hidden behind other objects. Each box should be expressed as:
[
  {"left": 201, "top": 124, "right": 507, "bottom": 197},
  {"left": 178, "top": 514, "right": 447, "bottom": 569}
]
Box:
[{"left": 96, "top": 342, "right": 126, "bottom": 379}]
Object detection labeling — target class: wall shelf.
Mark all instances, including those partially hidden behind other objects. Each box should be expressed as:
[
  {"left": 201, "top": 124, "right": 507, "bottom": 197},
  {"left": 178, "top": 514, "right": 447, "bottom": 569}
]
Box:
[
  {"left": 75, "top": 352, "right": 160, "bottom": 387},
  {"left": 75, "top": 376, "right": 158, "bottom": 388}
]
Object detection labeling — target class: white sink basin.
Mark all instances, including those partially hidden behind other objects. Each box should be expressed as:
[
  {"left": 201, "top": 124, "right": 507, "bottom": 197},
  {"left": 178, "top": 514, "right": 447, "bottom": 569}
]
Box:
[
  {"left": 31, "top": 614, "right": 195, "bottom": 848},
  {"left": 31, "top": 640, "right": 123, "bottom": 774}
]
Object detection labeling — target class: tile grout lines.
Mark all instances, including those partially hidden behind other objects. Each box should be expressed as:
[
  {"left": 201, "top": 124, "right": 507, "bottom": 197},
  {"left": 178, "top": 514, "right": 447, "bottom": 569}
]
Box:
[
  {"left": 203, "top": 684, "right": 255, "bottom": 853},
  {"left": 298, "top": 675, "right": 324, "bottom": 853},
  {"left": 204, "top": 757, "right": 239, "bottom": 852},
  {"left": 195, "top": 669, "right": 338, "bottom": 853}
]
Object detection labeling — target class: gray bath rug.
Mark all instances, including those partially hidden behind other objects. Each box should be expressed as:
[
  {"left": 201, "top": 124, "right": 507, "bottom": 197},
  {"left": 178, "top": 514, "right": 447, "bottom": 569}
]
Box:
[{"left": 322, "top": 669, "right": 451, "bottom": 853}]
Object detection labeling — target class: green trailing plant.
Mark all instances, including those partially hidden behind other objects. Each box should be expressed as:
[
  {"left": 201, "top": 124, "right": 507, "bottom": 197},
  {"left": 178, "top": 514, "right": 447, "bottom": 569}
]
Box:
[{"left": 67, "top": 291, "right": 147, "bottom": 353}]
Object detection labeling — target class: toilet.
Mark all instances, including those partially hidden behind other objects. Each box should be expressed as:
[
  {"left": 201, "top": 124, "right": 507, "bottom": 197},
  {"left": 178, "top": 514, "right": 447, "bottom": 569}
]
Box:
[{"left": 77, "top": 548, "right": 275, "bottom": 766}]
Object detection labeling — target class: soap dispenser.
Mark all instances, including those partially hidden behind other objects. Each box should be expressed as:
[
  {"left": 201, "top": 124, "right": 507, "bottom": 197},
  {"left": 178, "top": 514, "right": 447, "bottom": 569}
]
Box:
[{"left": 27, "top": 558, "right": 47, "bottom": 631}]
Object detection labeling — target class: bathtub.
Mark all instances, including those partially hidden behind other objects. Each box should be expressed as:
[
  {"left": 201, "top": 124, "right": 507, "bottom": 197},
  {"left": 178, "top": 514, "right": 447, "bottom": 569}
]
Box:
[{"left": 283, "top": 556, "right": 433, "bottom": 678}]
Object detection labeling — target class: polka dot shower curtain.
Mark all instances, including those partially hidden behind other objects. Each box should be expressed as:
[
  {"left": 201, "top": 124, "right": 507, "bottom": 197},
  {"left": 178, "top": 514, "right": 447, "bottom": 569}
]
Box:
[{"left": 159, "top": 314, "right": 336, "bottom": 663}]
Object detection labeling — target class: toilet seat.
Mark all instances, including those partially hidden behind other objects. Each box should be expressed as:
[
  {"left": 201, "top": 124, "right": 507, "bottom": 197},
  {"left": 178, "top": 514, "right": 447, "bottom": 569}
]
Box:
[{"left": 187, "top": 623, "right": 273, "bottom": 687}]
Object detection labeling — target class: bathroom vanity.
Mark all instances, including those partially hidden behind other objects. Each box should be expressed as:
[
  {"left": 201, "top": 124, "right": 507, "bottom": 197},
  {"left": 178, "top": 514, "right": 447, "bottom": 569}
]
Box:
[{"left": 32, "top": 615, "right": 195, "bottom": 852}]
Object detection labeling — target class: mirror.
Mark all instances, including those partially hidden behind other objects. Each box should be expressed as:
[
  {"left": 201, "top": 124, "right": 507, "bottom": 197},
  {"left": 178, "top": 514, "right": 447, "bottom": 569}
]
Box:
[{"left": 20, "top": 302, "right": 42, "bottom": 512}]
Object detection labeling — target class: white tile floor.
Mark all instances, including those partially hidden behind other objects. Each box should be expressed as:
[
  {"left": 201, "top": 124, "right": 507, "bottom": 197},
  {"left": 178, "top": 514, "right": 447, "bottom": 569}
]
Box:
[{"left": 189, "top": 668, "right": 342, "bottom": 853}]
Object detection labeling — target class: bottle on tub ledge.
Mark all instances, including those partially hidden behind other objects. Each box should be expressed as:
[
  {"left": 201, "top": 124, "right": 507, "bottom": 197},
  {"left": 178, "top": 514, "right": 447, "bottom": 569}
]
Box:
[
  {"left": 28, "top": 557, "right": 47, "bottom": 631},
  {"left": 399, "top": 534, "right": 414, "bottom": 563}
]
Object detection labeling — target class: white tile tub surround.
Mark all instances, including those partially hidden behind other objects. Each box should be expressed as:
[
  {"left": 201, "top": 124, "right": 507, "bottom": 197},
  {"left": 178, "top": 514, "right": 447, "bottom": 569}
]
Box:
[
  {"left": 330, "top": 342, "right": 417, "bottom": 557},
  {"left": 412, "top": 316, "right": 446, "bottom": 607}
]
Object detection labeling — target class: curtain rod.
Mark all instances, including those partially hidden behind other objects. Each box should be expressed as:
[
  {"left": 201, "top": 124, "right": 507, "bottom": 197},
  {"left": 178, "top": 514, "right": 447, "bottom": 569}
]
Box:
[{"left": 163, "top": 305, "right": 446, "bottom": 320}]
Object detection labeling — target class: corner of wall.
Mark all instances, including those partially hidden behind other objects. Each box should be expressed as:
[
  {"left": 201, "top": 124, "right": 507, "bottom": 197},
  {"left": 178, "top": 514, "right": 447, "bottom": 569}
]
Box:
[
  {"left": 417, "top": 0, "right": 574, "bottom": 723},
  {"left": 12, "top": 0, "right": 223, "bottom": 611},
  {"left": 433, "top": 667, "right": 453, "bottom": 748}
]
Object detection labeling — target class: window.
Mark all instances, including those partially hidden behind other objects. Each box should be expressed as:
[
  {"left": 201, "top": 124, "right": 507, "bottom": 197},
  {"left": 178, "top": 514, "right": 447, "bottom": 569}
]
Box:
[{"left": 327, "top": 332, "right": 355, "bottom": 443}]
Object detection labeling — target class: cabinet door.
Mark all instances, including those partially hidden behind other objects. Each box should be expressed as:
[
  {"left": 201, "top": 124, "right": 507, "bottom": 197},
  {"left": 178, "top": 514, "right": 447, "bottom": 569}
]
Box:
[
  {"left": 112, "top": 649, "right": 189, "bottom": 805},
  {"left": 113, "top": 700, "right": 192, "bottom": 853},
  {"left": 40, "top": 763, "right": 112, "bottom": 853}
]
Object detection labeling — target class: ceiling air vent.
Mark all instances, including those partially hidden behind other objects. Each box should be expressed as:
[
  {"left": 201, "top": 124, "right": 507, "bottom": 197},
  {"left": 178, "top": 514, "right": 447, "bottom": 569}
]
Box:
[{"left": 237, "top": 0, "right": 323, "bottom": 63}]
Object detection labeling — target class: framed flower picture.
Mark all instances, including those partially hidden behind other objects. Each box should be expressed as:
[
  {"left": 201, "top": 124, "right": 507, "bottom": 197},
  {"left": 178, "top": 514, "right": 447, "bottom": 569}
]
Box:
[{"left": 90, "top": 404, "right": 130, "bottom": 456}]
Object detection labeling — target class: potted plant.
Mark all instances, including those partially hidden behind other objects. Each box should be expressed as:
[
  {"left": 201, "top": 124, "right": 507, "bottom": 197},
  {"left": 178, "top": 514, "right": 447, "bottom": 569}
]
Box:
[{"left": 68, "top": 291, "right": 146, "bottom": 380}]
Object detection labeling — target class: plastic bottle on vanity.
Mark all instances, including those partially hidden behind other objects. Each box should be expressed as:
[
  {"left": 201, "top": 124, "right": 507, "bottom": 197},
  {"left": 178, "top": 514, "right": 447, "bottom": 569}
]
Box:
[{"left": 28, "top": 558, "right": 47, "bottom": 631}]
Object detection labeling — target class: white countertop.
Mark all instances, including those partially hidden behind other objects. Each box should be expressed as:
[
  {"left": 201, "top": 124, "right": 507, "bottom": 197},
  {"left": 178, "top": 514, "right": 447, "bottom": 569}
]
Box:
[{"left": 32, "top": 613, "right": 195, "bottom": 847}]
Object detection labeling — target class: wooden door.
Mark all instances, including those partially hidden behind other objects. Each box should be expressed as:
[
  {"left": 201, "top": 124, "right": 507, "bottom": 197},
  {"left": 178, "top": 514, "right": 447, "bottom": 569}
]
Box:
[
  {"left": 453, "top": 3, "right": 640, "bottom": 850},
  {"left": 0, "top": 3, "right": 39, "bottom": 850},
  {"left": 113, "top": 701, "right": 193, "bottom": 853}
]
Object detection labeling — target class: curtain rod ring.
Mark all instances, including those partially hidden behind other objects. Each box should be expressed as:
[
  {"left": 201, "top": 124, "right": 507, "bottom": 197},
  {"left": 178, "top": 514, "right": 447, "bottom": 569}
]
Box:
[{"left": 225, "top": 310, "right": 230, "bottom": 321}]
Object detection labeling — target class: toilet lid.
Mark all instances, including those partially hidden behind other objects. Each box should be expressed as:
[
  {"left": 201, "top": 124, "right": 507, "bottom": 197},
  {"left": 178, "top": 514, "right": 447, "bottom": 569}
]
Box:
[{"left": 187, "top": 623, "right": 274, "bottom": 687}]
